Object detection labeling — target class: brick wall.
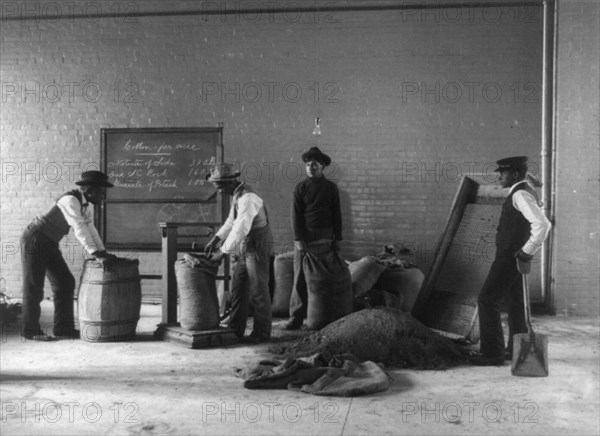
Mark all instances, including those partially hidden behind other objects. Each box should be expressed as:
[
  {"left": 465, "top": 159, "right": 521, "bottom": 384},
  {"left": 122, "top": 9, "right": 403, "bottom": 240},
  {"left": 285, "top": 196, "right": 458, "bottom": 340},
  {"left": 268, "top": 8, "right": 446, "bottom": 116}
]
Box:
[
  {"left": 553, "top": 0, "right": 600, "bottom": 316},
  {"left": 0, "top": 1, "right": 557, "bottom": 304}
]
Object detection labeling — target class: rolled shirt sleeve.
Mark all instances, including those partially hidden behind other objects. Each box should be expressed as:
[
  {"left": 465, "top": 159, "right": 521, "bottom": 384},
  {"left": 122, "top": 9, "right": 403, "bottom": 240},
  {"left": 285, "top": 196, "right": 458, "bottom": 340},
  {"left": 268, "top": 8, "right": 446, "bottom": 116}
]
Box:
[
  {"left": 56, "top": 195, "right": 105, "bottom": 254},
  {"left": 512, "top": 190, "right": 552, "bottom": 256},
  {"left": 218, "top": 193, "right": 263, "bottom": 254}
]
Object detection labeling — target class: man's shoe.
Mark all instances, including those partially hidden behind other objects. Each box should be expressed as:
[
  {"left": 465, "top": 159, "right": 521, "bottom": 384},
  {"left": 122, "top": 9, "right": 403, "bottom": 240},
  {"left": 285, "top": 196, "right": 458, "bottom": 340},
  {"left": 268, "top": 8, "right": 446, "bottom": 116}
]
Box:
[
  {"left": 241, "top": 333, "right": 270, "bottom": 344},
  {"left": 53, "top": 328, "right": 80, "bottom": 339},
  {"left": 23, "top": 334, "right": 58, "bottom": 342},
  {"left": 469, "top": 354, "right": 505, "bottom": 366},
  {"left": 282, "top": 319, "right": 302, "bottom": 330}
]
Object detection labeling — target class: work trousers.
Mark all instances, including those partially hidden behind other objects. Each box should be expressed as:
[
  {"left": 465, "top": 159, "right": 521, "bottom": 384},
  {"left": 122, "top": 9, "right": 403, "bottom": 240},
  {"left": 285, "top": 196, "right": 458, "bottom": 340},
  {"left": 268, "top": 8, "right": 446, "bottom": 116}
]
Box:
[
  {"left": 228, "top": 225, "right": 273, "bottom": 338},
  {"left": 477, "top": 251, "right": 528, "bottom": 358},
  {"left": 288, "top": 240, "right": 333, "bottom": 323},
  {"left": 20, "top": 226, "right": 76, "bottom": 337}
]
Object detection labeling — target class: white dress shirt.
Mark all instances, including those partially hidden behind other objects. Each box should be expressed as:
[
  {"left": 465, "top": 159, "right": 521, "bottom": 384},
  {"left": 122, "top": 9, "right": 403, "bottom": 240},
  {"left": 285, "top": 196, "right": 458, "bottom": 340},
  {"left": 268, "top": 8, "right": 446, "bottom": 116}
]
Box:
[
  {"left": 216, "top": 185, "right": 264, "bottom": 254},
  {"left": 56, "top": 193, "right": 105, "bottom": 254},
  {"left": 509, "top": 181, "right": 552, "bottom": 255}
]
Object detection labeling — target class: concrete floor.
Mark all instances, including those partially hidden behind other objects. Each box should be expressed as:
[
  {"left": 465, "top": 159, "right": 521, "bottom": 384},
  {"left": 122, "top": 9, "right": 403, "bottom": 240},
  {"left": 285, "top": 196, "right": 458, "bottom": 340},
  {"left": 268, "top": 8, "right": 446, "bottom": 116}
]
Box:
[{"left": 1, "top": 301, "right": 598, "bottom": 436}]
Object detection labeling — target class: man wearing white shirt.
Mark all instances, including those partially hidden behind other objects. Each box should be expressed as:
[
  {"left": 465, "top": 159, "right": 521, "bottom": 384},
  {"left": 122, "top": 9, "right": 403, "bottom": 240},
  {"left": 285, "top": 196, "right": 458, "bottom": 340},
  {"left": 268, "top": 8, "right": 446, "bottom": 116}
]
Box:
[
  {"left": 204, "top": 164, "right": 273, "bottom": 344},
  {"left": 20, "top": 170, "right": 117, "bottom": 341},
  {"left": 472, "top": 156, "right": 552, "bottom": 366}
]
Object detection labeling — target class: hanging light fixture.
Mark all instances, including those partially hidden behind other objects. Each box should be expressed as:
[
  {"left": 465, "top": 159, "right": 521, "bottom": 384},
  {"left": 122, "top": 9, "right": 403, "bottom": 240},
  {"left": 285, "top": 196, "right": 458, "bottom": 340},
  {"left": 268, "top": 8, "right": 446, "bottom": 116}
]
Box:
[{"left": 312, "top": 117, "right": 322, "bottom": 136}]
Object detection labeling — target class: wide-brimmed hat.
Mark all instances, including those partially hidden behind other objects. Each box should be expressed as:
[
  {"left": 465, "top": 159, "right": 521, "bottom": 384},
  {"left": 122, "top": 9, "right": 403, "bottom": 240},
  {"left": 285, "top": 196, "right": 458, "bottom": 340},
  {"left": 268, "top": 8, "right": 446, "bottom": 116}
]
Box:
[
  {"left": 301, "top": 146, "right": 331, "bottom": 166},
  {"left": 494, "top": 156, "right": 528, "bottom": 172},
  {"left": 205, "top": 163, "right": 241, "bottom": 182},
  {"left": 75, "top": 171, "right": 114, "bottom": 187}
]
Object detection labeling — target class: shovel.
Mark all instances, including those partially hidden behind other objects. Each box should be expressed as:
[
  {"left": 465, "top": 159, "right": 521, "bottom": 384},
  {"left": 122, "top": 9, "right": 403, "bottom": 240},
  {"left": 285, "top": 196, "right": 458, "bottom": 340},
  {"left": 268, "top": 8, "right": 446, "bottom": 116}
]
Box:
[{"left": 511, "top": 259, "right": 549, "bottom": 377}]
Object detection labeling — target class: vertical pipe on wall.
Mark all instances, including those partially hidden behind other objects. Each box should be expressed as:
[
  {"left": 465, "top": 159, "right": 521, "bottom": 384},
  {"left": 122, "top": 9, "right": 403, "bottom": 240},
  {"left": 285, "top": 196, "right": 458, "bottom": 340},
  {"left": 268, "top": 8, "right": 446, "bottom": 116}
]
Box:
[{"left": 540, "top": 0, "right": 556, "bottom": 313}]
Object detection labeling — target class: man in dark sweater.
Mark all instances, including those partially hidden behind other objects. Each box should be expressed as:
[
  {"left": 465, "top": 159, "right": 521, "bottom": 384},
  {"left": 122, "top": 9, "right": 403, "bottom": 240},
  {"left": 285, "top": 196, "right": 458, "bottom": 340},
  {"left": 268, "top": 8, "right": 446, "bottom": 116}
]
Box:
[
  {"left": 472, "top": 156, "right": 551, "bottom": 366},
  {"left": 20, "top": 171, "right": 118, "bottom": 341},
  {"left": 284, "top": 147, "right": 342, "bottom": 330}
]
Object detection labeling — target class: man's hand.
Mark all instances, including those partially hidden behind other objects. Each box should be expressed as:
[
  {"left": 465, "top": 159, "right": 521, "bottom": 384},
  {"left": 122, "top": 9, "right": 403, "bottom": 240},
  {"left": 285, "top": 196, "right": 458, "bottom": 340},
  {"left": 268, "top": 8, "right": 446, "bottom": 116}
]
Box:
[
  {"left": 294, "top": 240, "right": 307, "bottom": 254},
  {"left": 514, "top": 249, "right": 533, "bottom": 262},
  {"left": 210, "top": 251, "right": 225, "bottom": 264},
  {"left": 204, "top": 236, "right": 221, "bottom": 255},
  {"left": 93, "top": 251, "right": 118, "bottom": 261},
  {"left": 514, "top": 249, "right": 533, "bottom": 274}
]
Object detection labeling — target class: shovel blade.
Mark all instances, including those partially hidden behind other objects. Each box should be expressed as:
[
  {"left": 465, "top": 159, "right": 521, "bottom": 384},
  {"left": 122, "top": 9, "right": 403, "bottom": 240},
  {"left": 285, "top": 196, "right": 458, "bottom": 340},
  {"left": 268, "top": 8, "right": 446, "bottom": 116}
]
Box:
[{"left": 511, "top": 333, "right": 549, "bottom": 377}]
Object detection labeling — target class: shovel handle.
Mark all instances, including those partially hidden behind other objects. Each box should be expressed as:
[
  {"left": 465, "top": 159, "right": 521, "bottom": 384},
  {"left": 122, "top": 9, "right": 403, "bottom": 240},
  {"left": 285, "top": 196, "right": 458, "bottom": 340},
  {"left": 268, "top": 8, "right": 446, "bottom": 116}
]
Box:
[{"left": 522, "top": 271, "right": 534, "bottom": 334}]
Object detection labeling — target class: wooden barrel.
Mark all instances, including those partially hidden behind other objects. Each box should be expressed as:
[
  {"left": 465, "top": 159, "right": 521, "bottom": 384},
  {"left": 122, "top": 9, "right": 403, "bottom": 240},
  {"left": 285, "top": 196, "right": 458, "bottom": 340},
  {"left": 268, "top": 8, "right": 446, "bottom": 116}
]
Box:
[{"left": 78, "top": 259, "right": 141, "bottom": 342}]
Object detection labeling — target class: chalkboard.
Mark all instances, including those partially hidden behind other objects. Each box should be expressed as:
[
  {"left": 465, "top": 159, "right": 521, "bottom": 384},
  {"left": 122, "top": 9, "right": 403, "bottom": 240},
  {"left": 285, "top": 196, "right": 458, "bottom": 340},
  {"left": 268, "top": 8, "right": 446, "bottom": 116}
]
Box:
[{"left": 100, "top": 127, "right": 224, "bottom": 250}]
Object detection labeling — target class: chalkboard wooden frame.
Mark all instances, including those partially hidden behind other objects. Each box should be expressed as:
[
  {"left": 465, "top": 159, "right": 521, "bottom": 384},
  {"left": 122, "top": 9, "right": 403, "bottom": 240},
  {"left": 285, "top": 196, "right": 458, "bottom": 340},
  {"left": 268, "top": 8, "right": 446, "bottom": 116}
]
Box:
[{"left": 99, "top": 127, "right": 225, "bottom": 250}]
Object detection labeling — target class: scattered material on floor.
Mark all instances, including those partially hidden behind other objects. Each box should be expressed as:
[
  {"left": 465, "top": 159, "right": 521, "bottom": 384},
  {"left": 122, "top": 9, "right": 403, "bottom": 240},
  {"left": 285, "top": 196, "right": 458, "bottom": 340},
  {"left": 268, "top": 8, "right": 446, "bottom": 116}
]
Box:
[{"left": 271, "top": 308, "right": 467, "bottom": 369}]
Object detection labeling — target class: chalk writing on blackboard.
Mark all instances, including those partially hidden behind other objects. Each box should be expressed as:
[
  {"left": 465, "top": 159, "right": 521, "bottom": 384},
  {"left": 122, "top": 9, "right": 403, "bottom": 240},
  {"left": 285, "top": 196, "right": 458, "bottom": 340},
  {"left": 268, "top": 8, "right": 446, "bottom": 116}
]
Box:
[{"left": 106, "top": 139, "right": 216, "bottom": 195}]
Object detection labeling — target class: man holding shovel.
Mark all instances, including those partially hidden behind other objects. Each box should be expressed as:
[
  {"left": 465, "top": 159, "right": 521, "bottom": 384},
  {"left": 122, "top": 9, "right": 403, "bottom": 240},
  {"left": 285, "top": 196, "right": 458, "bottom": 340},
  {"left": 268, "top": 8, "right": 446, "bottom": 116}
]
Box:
[{"left": 472, "top": 156, "right": 551, "bottom": 366}]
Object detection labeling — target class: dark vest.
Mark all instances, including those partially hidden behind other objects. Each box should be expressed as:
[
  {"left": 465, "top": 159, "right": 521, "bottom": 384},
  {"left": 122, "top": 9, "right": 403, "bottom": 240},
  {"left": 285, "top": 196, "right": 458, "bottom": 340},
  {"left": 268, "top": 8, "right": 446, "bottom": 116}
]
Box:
[
  {"left": 32, "top": 190, "right": 84, "bottom": 243},
  {"left": 496, "top": 183, "right": 539, "bottom": 252}
]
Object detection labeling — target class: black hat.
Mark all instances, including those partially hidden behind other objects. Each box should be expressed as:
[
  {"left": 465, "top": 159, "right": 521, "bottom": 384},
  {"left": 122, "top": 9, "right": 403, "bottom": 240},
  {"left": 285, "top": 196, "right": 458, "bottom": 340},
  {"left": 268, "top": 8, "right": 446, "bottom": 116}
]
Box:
[
  {"left": 75, "top": 171, "right": 114, "bottom": 187},
  {"left": 494, "top": 156, "right": 528, "bottom": 172},
  {"left": 301, "top": 147, "right": 331, "bottom": 166}
]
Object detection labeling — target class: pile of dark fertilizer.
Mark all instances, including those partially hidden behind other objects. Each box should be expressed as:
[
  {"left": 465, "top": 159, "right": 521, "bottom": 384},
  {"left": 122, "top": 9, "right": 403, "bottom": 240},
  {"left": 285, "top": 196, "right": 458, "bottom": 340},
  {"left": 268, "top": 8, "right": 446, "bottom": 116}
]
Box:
[{"left": 270, "top": 308, "right": 468, "bottom": 369}]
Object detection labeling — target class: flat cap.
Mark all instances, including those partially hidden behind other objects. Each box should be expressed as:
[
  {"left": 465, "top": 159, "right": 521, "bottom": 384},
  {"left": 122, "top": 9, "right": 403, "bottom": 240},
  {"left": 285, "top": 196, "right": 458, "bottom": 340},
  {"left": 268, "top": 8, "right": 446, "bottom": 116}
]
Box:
[{"left": 494, "top": 156, "right": 528, "bottom": 172}]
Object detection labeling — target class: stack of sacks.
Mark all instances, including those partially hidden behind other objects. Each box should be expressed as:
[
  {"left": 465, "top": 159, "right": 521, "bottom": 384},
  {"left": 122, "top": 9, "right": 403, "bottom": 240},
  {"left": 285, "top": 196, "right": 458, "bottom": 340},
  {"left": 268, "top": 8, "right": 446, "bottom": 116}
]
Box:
[{"left": 348, "top": 246, "right": 424, "bottom": 312}]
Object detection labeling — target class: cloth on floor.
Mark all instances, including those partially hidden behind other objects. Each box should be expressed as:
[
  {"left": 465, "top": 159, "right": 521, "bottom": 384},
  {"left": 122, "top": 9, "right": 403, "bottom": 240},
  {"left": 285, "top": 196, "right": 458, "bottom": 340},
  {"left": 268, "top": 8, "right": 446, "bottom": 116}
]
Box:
[{"left": 234, "top": 353, "right": 391, "bottom": 397}]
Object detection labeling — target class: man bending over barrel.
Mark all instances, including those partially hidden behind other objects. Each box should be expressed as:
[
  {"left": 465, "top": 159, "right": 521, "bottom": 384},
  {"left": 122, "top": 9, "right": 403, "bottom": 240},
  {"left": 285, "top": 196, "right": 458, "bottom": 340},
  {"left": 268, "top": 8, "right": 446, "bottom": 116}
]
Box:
[
  {"left": 20, "top": 170, "right": 118, "bottom": 341},
  {"left": 205, "top": 164, "right": 274, "bottom": 344}
]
